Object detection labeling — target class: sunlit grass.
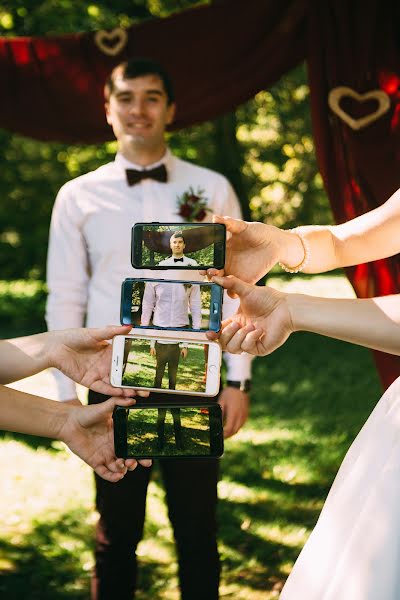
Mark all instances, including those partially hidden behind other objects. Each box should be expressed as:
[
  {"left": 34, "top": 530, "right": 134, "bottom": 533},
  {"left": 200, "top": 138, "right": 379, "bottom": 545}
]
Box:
[{"left": 0, "top": 274, "right": 382, "bottom": 598}]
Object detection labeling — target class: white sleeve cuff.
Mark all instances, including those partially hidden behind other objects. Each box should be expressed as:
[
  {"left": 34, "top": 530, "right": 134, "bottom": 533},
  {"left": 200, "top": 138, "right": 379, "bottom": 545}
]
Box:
[
  {"left": 50, "top": 368, "right": 79, "bottom": 401},
  {"left": 223, "top": 351, "right": 254, "bottom": 381}
]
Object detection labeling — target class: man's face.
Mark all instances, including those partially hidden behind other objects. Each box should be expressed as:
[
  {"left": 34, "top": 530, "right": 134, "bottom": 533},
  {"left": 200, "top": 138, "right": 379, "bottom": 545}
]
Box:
[
  {"left": 105, "top": 74, "right": 175, "bottom": 151},
  {"left": 170, "top": 236, "right": 185, "bottom": 257}
]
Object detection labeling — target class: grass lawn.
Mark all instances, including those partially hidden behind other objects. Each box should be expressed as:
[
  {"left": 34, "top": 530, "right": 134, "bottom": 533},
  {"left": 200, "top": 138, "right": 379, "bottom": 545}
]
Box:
[
  {"left": 123, "top": 339, "right": 206, "bottom": 393},
  {"left": 0, "top": 274, "right": 383, "bottom": 599}
]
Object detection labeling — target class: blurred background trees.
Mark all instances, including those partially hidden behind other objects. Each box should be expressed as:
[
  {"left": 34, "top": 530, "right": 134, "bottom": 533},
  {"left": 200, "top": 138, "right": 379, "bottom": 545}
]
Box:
[{"left": 0, "top": 0, "right": 331, "bottom": 283}]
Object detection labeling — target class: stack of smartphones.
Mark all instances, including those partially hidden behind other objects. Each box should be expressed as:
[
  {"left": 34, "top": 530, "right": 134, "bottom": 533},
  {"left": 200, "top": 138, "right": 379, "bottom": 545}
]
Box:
[{"left": 112, "top": 222, "right": 226, "bottom": 459}]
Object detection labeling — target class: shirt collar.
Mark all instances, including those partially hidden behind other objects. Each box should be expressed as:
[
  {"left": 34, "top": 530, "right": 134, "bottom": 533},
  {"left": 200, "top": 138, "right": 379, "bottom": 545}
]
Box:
[{"left": 115, "top": 148, "right": 173, "bottom": 172}]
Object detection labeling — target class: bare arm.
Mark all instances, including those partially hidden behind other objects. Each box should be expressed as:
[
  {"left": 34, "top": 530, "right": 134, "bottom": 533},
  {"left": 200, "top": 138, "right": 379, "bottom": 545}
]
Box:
[
  {"left": 209, "top": 189, "right": 400, "bottom": 283},
  {"left": 289, "top": 293, "right": 400, "bottom": 355},
  {"left": 0, "top": 326, "right": 142, "bottom": 398},
  {"left": 0, "top": 386, "right": 150, "bottom": 482},
  {"left": 291, "top": 189, "right": 400, "bottom": 273},
  {"left": 210, "top": 276, "right": 400, "bottom": 357}
]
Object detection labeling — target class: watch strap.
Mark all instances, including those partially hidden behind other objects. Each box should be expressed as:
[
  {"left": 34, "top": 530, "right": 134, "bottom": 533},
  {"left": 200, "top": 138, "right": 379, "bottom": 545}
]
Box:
[{"left": 226, "top": 379, "right": 251, "bottom": 392}]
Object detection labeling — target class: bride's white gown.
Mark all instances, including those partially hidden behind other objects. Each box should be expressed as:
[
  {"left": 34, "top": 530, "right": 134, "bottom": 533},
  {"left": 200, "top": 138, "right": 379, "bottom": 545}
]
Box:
[{"left": 280, "top": 376, "right": 400, "bottom": 600}]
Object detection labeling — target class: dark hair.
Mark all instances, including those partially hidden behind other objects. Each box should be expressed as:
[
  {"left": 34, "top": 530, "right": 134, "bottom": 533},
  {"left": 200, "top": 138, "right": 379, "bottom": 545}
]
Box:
[
  {"left": 170, "top": 231, "right": 185, "bottom": 243},
  {"left": 104, "top": 58, "right": 175, "bottom": 104}
]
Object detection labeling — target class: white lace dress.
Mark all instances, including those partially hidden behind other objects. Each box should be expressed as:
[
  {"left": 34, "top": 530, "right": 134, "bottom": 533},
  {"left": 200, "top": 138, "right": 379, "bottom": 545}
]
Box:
[{"left": 280, "top": 375, "right": 400, "bottom": 600}]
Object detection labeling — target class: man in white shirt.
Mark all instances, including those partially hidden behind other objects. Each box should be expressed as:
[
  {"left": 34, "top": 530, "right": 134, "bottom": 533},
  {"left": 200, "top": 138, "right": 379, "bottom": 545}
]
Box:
[
  {"left": 46, "top": 58, "right": 252, "bottom": 600},
  {"left": 141, "top": 281, "right": 202, "bottom": 330},
  {"left": 157, "top": 231, "right": 199, "bottom": 267}
]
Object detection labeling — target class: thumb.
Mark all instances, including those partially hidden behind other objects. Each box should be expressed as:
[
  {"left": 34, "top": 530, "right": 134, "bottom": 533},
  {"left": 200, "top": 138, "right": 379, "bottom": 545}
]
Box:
[
  {"left": 90, "top": 324, "right": 132, "bottom": 343},
  {"left": 213, "top": 215, "right": 246, "bottom": 234},
  {"left": 101, "top": 396, "right": 136, "bottom": 415},
  {"left": 211, "top": 275, "right": 251, "bottom": 298}
]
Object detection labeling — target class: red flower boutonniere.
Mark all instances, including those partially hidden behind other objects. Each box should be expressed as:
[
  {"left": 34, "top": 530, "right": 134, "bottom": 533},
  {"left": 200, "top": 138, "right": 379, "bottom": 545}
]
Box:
[{"left": 176, "top": 186, "right": 210, "bottom": 222}]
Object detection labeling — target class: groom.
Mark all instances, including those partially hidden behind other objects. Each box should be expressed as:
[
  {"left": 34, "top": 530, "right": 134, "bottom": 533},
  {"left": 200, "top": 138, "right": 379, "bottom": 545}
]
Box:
[{"left": 46, "top": 57, "right": 252, "bottom": 599}]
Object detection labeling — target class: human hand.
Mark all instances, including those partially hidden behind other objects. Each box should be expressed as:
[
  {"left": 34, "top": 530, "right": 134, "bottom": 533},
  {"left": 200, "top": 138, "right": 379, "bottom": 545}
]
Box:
[
  {"left": 181, "top": 347, "right": 188, "bottom": 359},
  {"left": 218, "top": 387, "right": 249, "bottom": 439},
  {"left": 49, "top": 325, "right": 149, "bottom": 398},
  {"left": 208, "top": 275, "right": 294, "bottom": 356},
  {"left": 59, "top": 396, "right": 152, "bottom": 482},
  {"left": 200, "top": 215, "right": 305, "bottom": 286}
]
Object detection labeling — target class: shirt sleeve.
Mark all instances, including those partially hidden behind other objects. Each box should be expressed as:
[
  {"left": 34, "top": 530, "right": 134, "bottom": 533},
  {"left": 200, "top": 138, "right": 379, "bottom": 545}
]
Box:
[
  {"left": 217, "top": 176, "right": 254, "bottom": 382},
  {"left": 141, "top": 282, "right": 156, "bottom": 326},
  {"left": 45, "top": 183, "right": 90, "bottom": 401},
  {"left": 189, "top": 285, "right": 202, "bottom": 329}
]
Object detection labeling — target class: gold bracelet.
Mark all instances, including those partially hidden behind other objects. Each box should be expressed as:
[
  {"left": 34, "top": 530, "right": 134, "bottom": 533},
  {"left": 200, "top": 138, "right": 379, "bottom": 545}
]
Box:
[{"left": 279, "top": 229, "right": 310, "bottom": 273}]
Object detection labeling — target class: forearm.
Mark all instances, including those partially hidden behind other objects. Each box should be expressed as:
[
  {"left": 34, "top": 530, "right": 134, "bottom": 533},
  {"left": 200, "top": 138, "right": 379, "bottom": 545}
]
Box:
[
  {"left": 280, "top": 191, "right": 400, "bottom": 273},
  {"left": 0, "top": 385, "right": 69, "bottom": 437},
  {"left": 288, "top": 293, "right": 400, "bottom": 355},
  {"left": 0, "top": 332, "right": 56, "bottom": 384}
]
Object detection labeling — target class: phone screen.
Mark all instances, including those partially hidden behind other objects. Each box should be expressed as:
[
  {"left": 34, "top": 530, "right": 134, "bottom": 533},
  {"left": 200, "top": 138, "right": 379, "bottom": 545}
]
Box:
[
  {"left": 131, "top": 223, "right": 226, "bottom": 269},
  {"left": 120, "top": 279, "right": 223, "bottom": 332},
  {"left": 114, "top": 405, "right": 223, "bottom": 458},
  {"left": 120, "top": 337, "right": 215, "bottom": 394}
]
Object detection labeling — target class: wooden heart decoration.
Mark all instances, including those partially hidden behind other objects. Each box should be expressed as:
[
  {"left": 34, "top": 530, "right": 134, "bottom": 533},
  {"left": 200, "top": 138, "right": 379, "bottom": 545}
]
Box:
[
  {"left": 328, "top": 86, "right": 390, "bottom": 130},
  {"left": 94, "top": 27, "right": 128, "bottom": 57}
]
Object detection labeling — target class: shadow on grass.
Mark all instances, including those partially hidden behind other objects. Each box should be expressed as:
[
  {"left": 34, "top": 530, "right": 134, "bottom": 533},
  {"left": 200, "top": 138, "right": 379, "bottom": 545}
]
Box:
[
  {"left": 250, "top": 331, "right": 381, "bottom": 441},
  {"left": 0, "top": 509, "right": 93, "bottom": 600},
  {"left": 0, "top": 431, "right": 58, "bottom": 451},
  {"left": 0, "top": 505, "right": 173, "bottom": 600}
]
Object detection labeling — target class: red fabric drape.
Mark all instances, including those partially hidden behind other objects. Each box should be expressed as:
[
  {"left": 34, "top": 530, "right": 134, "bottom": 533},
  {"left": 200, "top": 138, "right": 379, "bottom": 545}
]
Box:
[
  {"left": 0, "top": 0, "right": 307, "bottom": 143},
  {"left": 307, "top": 0, "right": 400, "bottom": 389}
]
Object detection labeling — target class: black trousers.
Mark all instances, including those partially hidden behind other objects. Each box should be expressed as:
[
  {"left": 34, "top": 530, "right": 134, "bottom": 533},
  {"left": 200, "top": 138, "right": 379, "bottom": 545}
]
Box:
[
  {"left": 89, "top": 390, "right": 220, "bottom": 600},
  {"left": 157, "top": 407, "right": 182, "bottom": 448},
  {"left": 154, "top": 342, "right": 181, "bottom": 389}
]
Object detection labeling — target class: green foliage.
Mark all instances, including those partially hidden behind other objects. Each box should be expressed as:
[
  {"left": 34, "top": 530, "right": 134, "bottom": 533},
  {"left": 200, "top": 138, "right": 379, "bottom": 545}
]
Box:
[
  {"left": 0, "top": 279, "right": 47, "bottom": 336},
  {"left": 0, "top": 0, "right": 332, "bottom": 282}
]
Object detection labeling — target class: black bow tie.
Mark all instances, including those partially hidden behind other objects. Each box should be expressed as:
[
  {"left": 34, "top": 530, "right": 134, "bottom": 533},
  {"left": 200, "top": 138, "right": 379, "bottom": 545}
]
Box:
[
  {"left": 126, "top": 164, "right": 168, "bottom": 186},
  {"left": 174, "top": 258, "right": 184, "bottom": 262}
]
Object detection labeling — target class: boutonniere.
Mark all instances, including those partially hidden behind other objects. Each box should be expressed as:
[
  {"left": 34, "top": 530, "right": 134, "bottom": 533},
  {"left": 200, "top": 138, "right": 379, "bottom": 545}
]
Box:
[{"left": 176, "top": 186, "right": 211, "bottom": 222}]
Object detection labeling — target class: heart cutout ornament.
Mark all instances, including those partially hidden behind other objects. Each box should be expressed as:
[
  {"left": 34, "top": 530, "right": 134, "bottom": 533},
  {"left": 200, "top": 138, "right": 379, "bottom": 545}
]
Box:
[
  {"left": 94, "top": 27, "right": 128, "bottom": 56},
  {"left": 328, "top": 86, "right": 390, "bottom": 130}
]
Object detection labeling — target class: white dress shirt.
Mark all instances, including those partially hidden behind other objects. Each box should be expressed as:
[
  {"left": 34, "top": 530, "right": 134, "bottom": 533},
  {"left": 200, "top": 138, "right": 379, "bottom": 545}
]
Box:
[
  {"left": 141, "top": 281, "right": 202, "bottom": 329},
  {"left": 158, "top": 255, "right": 199, "bottom": 267},
  {"left": 46, "top": 148, "right": 253, "bottom": 399}
]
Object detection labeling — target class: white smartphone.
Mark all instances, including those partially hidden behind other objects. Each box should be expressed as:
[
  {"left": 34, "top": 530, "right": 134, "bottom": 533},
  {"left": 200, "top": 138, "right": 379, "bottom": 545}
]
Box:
[{"left": 111, "top": 334, "right": 221, "bottom": 397}]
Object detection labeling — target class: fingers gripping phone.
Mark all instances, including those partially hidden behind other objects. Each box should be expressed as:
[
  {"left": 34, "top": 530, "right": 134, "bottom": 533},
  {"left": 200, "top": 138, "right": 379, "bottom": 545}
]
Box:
[
  {"left": 111, "top": 334, "right": 222, "bottom": 397},
  {"left": 131, "top": 222, "right": 226, "bottom": 270},
  {"left": 113, "top": 404, "right": 224, "bottom": 458},
  {"left": 120, "top": 278, "right": 224, "bottom": 332}
]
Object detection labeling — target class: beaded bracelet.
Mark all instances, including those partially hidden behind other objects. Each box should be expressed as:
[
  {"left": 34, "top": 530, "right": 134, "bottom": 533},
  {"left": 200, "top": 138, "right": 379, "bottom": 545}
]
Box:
[{"left": 278, "top": 229, "right": 310, "bottom": 273}]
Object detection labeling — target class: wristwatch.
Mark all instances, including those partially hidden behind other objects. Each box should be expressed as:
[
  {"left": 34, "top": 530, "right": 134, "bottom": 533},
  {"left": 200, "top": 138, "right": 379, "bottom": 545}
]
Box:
[{"left": 226, "top": 379, "right": 251, "bottom": 392}]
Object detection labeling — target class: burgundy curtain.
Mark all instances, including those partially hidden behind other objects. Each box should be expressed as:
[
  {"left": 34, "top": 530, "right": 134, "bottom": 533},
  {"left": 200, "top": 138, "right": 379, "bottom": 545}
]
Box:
[
  {"left": 0, "top": 0, "right": 307, "bottom": 143},
  {"left": 307, "top": 0, "right": 400, "bottom": 389}
]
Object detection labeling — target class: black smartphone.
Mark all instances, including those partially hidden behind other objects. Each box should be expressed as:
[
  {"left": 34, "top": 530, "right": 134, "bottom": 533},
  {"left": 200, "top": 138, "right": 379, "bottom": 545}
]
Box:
[
  {"left": 113, "top": 404, "right": 224, "bottom": 458},
  {"left": 131, "top": 222, "right": 226, "bottom": 270},
  {"left": 120, "top": 278, "right": 224, "bottom": 332}
]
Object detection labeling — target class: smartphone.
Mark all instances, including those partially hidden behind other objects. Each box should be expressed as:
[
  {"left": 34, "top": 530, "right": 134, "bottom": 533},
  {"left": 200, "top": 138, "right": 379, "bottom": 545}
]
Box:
[
  {"left": 111, "top": 334, "right": 221, "bottom": 397},
  {"left": 120, "top": 278, "right": 224, "bottom": 332},
  {"left": 131, "top": 222, "right": 226, "bottom": 270},
  {"left": 113, "top": 403, "right": 224, "bottom": 459}
]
